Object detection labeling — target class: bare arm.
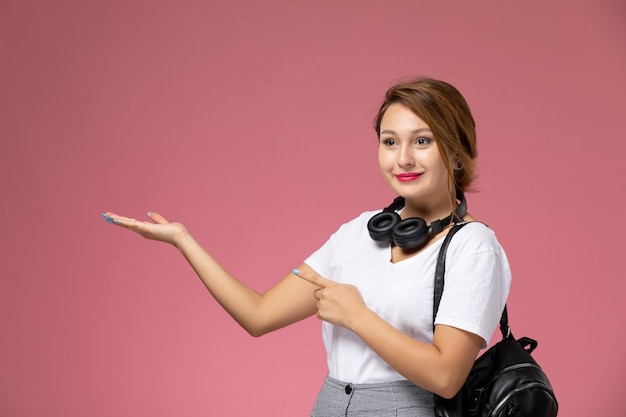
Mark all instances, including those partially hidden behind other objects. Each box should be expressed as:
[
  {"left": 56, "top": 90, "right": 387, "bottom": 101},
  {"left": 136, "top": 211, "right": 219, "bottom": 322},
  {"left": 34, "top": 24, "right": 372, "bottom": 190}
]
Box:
[
  {"left": 349, "top": 309, "right": 481, "bottom": 398},
  {"left": 295, "top": 268, "right": 482, "bottom": 398},
  {"left": 104, "top": 211, "right": 319, "bottom": 336}
]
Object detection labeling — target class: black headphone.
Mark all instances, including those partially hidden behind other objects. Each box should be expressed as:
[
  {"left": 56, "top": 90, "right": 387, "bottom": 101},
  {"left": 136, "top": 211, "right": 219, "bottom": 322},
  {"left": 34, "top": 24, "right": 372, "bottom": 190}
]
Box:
[{"left": 367, "top": 190, "right": 467, "bottom": 250}]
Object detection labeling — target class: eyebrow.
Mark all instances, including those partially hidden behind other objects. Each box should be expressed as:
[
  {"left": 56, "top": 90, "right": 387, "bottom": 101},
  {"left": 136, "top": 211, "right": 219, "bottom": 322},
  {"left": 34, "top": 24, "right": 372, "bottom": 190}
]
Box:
[{"left": 380, "top": 128, "right": 432, "bottom": 135}]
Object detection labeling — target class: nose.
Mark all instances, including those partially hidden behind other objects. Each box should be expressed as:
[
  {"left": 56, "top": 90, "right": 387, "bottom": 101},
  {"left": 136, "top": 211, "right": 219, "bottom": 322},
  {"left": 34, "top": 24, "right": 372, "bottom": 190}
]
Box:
[{"left": 398, "top": 144, "right": 415, "bottom": 168}]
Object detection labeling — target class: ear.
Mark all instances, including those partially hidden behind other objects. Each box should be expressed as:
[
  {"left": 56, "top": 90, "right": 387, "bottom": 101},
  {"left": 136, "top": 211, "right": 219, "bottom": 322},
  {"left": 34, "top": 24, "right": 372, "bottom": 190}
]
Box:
[{"left": 447, "top": 152, "right": 460, "bottom": 170}]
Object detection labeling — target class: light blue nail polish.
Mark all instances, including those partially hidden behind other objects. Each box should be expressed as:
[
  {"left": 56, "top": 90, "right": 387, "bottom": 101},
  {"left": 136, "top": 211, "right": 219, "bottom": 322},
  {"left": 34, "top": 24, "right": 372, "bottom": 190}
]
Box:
[
  {"left": 293, "top": 269, "right": 300, "bottom": 275},
  {"left": 112, "top": 219, "right": 121, "bottom": 225},
  {"left": 101, "top": 213, "right": 113, "bottom": 223}
]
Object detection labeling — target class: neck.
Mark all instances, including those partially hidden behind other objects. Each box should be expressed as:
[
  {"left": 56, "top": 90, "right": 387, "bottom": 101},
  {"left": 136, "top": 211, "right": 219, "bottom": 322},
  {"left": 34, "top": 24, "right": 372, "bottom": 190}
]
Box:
[
  {"left": 399, "top": 189, "right": 466, "bottom": 224},
  {"left": 401, "top": 198, "right": 454, "bottom": 223}
]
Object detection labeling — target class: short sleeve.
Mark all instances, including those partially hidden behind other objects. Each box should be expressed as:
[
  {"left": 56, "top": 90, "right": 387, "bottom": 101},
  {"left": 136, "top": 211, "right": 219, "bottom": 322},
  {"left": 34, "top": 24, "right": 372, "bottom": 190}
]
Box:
[{"left": 434, "top": 223, "right": 511, "bottom": 347}]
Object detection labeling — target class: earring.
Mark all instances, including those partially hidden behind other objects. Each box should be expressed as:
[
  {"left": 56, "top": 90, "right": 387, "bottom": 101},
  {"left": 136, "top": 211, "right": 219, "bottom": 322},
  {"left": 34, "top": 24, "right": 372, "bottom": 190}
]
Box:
[{"left": 454, "top": 159, "right": 463, "bottom": 171}]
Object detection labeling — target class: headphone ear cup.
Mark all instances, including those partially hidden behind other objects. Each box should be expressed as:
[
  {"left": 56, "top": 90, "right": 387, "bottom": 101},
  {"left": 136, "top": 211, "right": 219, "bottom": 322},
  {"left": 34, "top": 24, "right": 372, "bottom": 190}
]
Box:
[
  {"left": 367, "top": 211, "right": 401, "bottom": 243},
  {"left": 392, "top": 217, "right": 428, "bottom": 249}
]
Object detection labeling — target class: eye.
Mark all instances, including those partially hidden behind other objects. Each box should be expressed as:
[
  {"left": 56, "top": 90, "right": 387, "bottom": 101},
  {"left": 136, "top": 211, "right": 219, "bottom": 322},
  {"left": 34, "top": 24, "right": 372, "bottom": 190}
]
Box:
[
  {"left": 416, "top": 137, "right": 432, "bottom": 146},
  {"left": 382, "top": 138, "right": 397, "bottom": 147}
]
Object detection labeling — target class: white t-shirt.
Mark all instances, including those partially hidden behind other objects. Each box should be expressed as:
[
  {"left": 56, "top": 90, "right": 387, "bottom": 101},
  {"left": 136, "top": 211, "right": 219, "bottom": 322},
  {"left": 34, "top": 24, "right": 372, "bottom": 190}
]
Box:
[{"left": 304, "top": 211, "right": 511, "bottom": 384}]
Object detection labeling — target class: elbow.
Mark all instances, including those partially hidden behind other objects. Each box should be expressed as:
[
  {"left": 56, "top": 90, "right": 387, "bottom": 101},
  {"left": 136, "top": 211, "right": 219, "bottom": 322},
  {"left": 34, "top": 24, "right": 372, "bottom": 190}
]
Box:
[
  {"left": 231, "top": 313, "right": 275, "bottom": 337},
  {"left": 240, "top": 322, "right": 264, "bottom": 337},
  {"left": 429, "top": 373, "right": 465, "bottom": 400},
  {"left": 247, "top": 328, "right": 267, "bottom": 338},
  {"left": 436, "top": 384, "right": 462, "bottom": 400},
  {"left": 243, "top": 322, "right": 274, "bottom": 338}
]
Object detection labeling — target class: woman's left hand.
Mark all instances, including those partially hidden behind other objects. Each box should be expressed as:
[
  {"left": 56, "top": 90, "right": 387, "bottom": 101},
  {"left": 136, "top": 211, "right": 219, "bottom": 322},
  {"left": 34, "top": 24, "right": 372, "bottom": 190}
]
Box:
[{"left": 294, "top": 269, "right": 367, "bottom": 329}]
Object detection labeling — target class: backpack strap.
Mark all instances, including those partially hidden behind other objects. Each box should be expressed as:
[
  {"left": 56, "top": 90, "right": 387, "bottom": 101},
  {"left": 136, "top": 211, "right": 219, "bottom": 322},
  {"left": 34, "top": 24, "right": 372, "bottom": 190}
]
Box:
[
  {"left": 432, "top": 222, "right": 469, "bottom": 327},
  {"left": 432, "top": 221, "right": 510, "bottom": 339}
]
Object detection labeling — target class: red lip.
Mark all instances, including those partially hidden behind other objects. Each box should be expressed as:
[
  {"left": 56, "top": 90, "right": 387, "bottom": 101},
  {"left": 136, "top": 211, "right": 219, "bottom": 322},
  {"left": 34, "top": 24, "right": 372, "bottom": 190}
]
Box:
[{"left": 395, "top": 173, "right": 422, "bottom": 182}]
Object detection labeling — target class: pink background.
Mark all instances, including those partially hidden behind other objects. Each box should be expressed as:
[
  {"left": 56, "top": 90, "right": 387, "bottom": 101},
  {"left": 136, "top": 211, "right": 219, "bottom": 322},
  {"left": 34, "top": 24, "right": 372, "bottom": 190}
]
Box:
[{"left": 1, "top": 1, "right": 624, "bottom": 415}]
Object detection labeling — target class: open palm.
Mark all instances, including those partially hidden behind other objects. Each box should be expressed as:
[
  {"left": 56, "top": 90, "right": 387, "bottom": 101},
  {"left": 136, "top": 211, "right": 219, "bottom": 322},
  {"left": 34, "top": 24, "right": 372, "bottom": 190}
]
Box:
[{"left": 103, "top": 211, "right": 188, "bottom": 247}]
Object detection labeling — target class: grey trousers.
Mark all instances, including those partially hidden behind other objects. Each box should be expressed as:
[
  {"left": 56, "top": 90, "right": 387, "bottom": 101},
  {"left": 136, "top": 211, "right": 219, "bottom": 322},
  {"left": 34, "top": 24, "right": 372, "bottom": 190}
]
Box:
[{"left": 311, "top": 375, "right": 435, "bottom": 417}]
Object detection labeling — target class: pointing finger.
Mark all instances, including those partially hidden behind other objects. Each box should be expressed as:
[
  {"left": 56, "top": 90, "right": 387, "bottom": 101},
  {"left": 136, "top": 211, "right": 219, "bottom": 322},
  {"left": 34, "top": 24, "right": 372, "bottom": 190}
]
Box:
[{"left": 293, "top": 268, "right": 332, "bottom": 288}]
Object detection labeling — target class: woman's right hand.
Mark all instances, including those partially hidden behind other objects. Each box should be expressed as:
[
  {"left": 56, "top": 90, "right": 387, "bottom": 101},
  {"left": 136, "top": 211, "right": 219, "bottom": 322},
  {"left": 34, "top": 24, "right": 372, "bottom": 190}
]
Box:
[
  {"left": 102, "top": 210, "right": 319, "bottom": 336},
  {"left": 102, "top": 211, "right": 189, "bottom": 248}
]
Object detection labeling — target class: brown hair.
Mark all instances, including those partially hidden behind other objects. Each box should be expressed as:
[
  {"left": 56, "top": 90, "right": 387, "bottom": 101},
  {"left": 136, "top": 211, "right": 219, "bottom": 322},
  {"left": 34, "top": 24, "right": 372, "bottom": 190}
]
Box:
[{"left": 373, "top": 77, "right": 478, "bottom": 205}]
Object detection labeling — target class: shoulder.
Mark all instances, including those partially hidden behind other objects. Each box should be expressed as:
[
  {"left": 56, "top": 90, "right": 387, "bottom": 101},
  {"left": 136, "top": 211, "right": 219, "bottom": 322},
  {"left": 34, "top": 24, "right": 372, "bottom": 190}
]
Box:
[
  {"left": 448, "top": 221, "right": 505, "bottom": 255},
  {"left": 333, "top": 209, "right": 384, "bottom": 235},
  {"left": 305, "top": 209, "right": 384, "bottom": 275},
  {"left": 310, "top": 209, "right": 384, "bottom": 251}
]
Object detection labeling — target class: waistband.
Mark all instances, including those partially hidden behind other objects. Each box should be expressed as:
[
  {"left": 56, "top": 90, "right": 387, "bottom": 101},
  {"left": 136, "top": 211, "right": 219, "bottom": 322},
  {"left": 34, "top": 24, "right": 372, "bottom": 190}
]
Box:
[{"left": 324, "top": 375, "right": 418, "bottom": 391}]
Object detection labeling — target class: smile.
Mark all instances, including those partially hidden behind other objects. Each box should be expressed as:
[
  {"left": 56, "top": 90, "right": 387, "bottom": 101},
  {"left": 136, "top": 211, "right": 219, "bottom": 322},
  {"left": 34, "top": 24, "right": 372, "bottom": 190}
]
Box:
[{"left": 395, "top": 173, "right": 422, "bottom": 182}]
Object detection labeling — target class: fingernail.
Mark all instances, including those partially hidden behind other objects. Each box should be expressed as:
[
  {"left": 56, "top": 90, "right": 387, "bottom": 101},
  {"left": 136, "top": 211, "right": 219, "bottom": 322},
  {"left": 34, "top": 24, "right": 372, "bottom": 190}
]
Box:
[
  {"left": 101, "top": 213, "right": 113, "bottom": 223},
  {"left": 112, "top": 219, "right": 121, "bottom": 225},
  {"left": 293, "top": 269, "right": 300, "bottom": 275}
]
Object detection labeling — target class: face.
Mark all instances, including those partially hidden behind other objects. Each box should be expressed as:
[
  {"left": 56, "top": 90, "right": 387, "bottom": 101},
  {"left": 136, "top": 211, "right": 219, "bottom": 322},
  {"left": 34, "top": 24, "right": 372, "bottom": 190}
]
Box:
[{"left": 378, "top": 103, "right": 451, "bottom": 212}]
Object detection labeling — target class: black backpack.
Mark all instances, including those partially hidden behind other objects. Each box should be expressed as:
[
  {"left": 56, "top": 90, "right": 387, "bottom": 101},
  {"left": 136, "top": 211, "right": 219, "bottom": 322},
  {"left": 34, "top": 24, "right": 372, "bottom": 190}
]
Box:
[{"left": 433, "top": 222, "right": 558, "bottom": 417}]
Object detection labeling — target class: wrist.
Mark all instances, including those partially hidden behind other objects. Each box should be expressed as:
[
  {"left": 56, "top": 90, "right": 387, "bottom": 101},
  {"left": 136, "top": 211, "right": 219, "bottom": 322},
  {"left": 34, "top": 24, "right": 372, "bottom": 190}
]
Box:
[
  {"left": 347, "top": 304, "right": 374, "bottom": 333},
  {"left": 173, "top": 228, "right": 194, "bottom": 251}
]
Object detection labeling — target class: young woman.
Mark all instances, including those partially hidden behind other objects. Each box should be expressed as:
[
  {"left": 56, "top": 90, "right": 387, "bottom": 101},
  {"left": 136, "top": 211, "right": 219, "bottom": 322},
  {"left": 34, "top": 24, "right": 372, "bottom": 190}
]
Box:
[{"left": 103, "top": 78, "right": 511, "bottom": 416}]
